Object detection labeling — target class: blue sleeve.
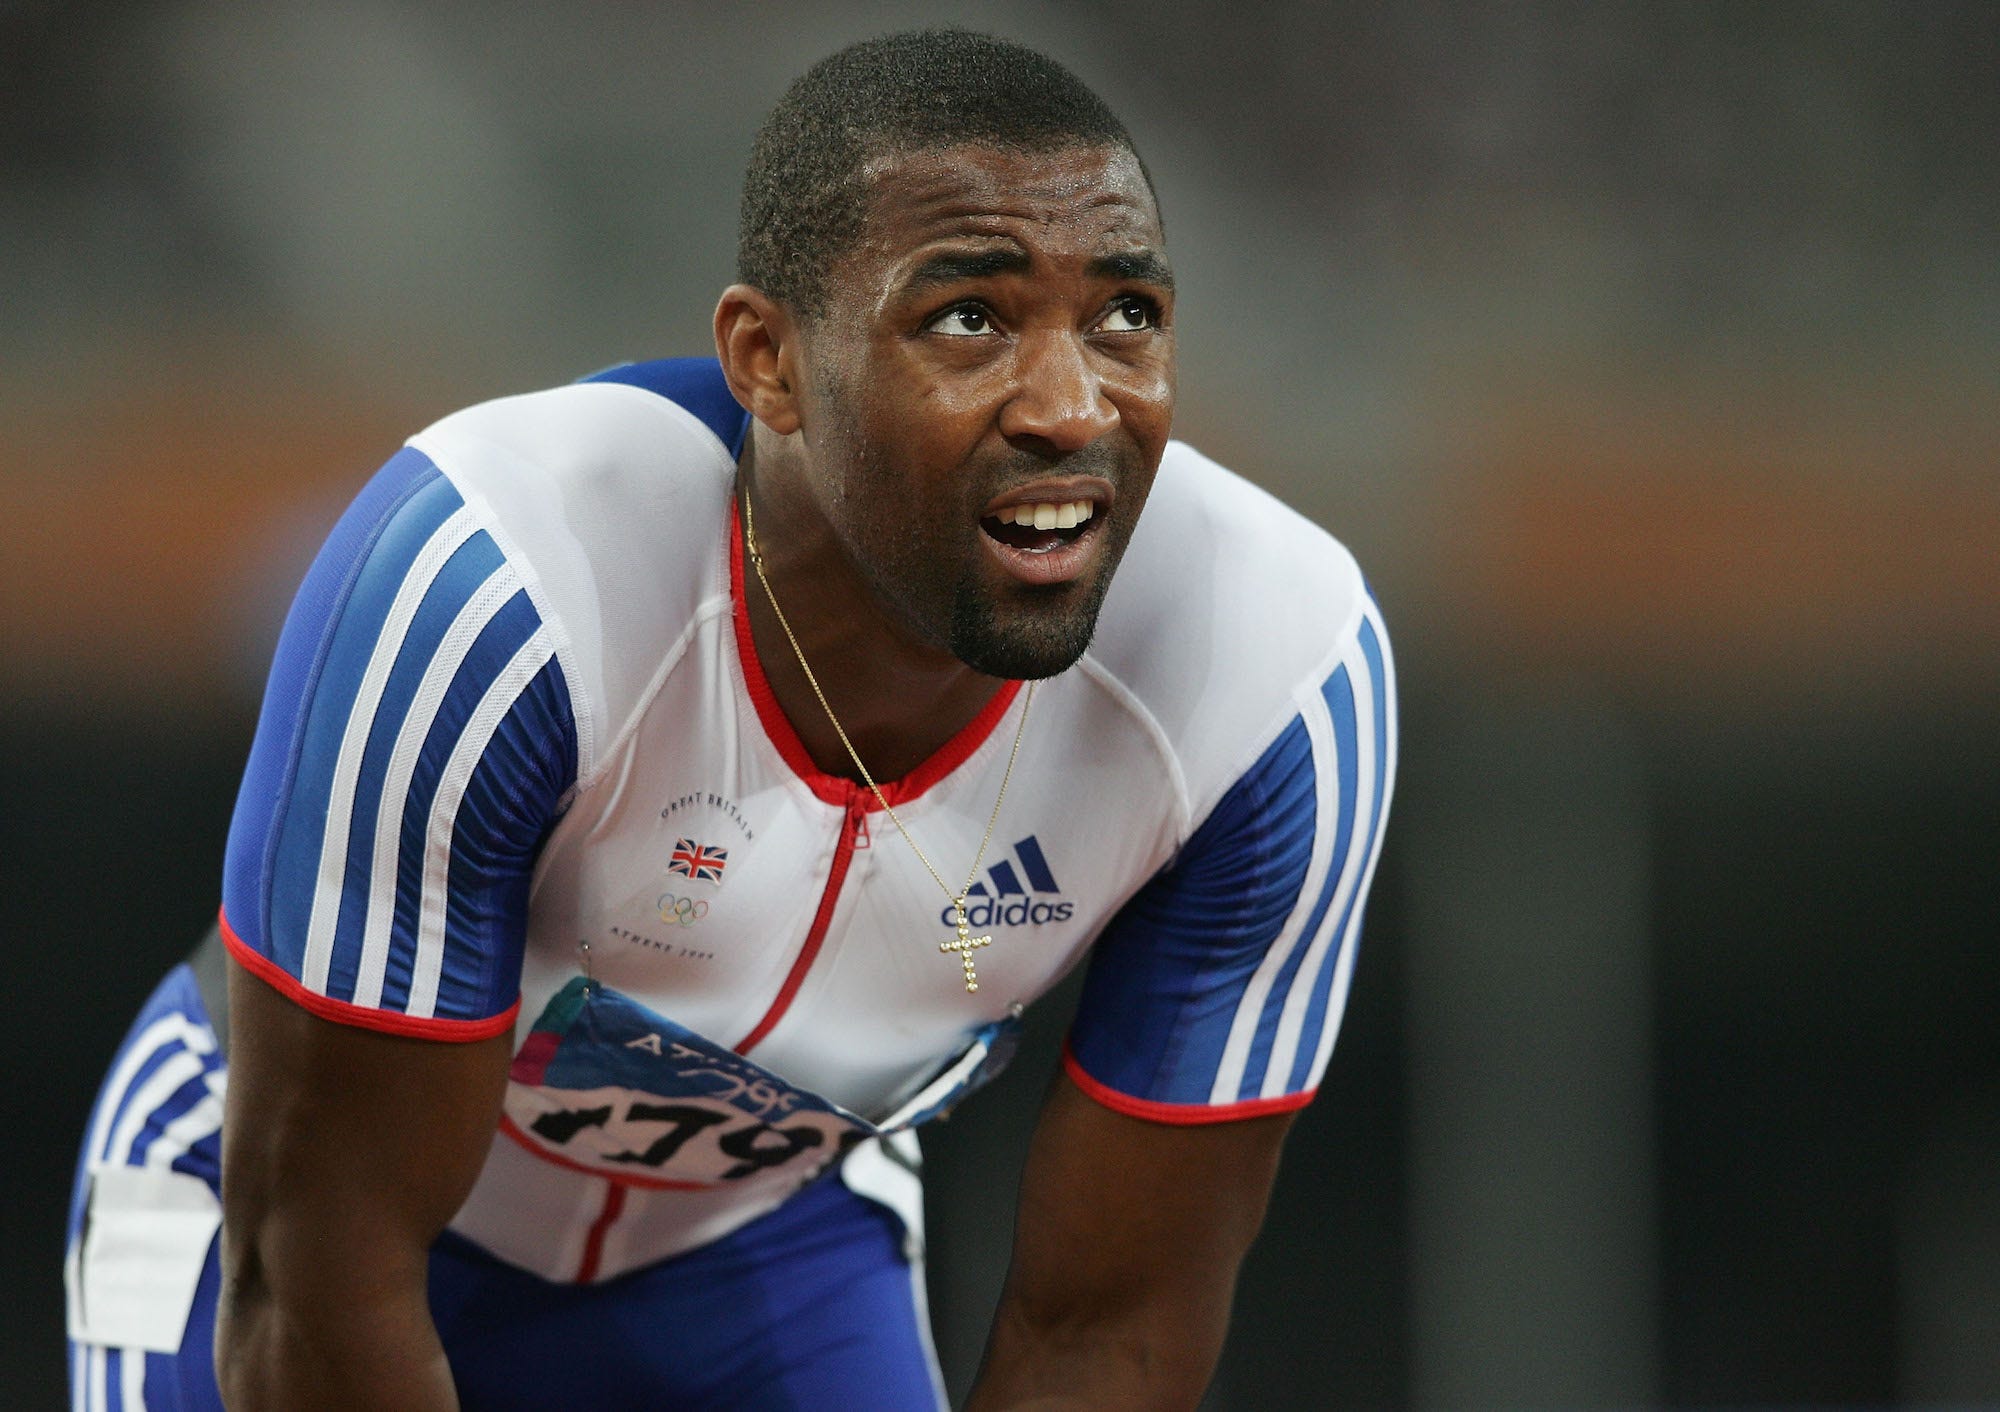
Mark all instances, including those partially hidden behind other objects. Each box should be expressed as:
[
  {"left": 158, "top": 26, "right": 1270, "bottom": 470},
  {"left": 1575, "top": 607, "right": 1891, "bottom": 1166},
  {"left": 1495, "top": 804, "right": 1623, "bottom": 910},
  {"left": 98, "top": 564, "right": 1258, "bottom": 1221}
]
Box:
[
  {"left": 220, "top": 447, "right": 578, "bottom": 1040},
  {"left": 1065, "top": 607, "right": 1395, "bottom": 1122}
]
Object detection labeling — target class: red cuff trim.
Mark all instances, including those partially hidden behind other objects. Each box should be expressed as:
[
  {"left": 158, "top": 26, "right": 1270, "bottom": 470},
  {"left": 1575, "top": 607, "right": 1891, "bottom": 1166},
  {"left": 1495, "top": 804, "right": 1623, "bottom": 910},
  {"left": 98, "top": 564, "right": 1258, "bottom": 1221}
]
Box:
[
  {"left": 1061, "top": 1041, "right": 1316, "bottom": 1126},
  {"left": 218, "top": 907, "right": 520, "bottom": 1044}
]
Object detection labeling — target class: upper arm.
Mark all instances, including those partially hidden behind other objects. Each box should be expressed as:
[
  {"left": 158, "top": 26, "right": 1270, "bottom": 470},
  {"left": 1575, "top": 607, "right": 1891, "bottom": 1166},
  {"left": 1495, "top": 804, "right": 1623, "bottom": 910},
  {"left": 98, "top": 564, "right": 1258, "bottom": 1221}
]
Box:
[
  {"left": 220, "top": 445, "right": 578, "bottom": 1035},
  {"left": 1012, "top": 1070, "right": 1294, "bottom": 1316},
  {"left": 972, "top": 604, "right": 1396, "bottom": 1408},
  {"left": 213, "top": 445, "right": 579, "bottom": 1267},
  {"left": 222, "top": 955, "right": 514, "bottom": 1277},
  {"left": 211, "top": 447, "right": 579, "bottom": 1398},
  {"left": 216, "top": 960, "right": 513, "bottom": 1410},
  {"left": 1065, "top": 601, "right": 1395, "bottom": 1120}
]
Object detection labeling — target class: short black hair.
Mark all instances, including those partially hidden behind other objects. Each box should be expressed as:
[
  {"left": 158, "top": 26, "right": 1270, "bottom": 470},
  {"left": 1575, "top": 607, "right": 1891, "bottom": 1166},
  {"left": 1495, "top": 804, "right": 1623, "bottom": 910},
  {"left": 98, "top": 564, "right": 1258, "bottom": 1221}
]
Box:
[{"left": 738, "top": 29, "right": 1148, "bottom": 318}]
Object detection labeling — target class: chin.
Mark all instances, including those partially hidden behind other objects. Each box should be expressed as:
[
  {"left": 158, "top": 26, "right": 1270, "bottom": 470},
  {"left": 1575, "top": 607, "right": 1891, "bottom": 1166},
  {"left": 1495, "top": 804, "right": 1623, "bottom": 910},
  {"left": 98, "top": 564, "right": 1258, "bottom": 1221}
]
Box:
[{"left": 949, "top": 584, "right": 1104, "bottom": 680}]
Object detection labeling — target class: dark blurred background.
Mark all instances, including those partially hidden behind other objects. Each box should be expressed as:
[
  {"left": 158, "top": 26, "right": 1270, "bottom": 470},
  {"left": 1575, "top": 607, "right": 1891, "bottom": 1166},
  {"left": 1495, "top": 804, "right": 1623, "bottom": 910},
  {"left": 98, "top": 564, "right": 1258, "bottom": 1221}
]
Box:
[{"left": 5, "top": 2, "right": 1995, "bottom": 1407}]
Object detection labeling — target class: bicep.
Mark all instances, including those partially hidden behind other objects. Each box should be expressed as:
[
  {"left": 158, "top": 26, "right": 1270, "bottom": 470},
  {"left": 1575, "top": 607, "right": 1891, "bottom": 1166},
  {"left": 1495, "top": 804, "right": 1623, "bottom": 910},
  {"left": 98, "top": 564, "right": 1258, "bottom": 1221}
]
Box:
[{"left": 215, "top": 962, "right": 511, "bottom": 1409}]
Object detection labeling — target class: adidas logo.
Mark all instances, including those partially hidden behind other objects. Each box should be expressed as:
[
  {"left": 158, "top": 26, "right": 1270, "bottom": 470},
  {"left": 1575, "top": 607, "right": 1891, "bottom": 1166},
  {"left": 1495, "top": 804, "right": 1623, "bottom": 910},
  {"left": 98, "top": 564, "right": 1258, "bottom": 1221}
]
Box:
[{"left": 938, "top": 836, "right": 1075, "bottom": 929}]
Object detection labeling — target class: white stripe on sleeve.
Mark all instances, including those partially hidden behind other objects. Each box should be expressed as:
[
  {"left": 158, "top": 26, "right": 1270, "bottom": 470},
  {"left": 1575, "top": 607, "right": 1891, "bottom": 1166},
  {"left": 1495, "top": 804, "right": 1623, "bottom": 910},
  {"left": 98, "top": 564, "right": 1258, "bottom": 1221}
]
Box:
[
  {"left": 1207, "top": 685, "right": 1343, "bottom": 1105},
  {"left": 350, "top": 565, "right": 522, "bottom": 1009},
  {"left": 302, "top": 507, "right": 481, "bottom": 993},
  {"left": 404, "top": 630, "right": 556, "bottom": 1019},
  {"left": 1300, "top": 608, "right": 1398, "bottom": 1091},
  {"left": 83, "top": 1017, "right": 213, "bottom": 1167},
  {"left": 1262, "top": 636, "right": 1381, "bottom": 1097}
]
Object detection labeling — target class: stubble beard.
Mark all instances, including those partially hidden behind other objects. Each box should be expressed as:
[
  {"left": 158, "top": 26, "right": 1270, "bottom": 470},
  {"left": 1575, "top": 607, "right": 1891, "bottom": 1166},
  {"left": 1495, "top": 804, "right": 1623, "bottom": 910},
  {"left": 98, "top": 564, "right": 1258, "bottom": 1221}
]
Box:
[
  {"left": 944, "top": 539, "right": 1123, "bottom": 679},
  {"left": 845, "top": 511, "right": 1117, "bottom": 681}
]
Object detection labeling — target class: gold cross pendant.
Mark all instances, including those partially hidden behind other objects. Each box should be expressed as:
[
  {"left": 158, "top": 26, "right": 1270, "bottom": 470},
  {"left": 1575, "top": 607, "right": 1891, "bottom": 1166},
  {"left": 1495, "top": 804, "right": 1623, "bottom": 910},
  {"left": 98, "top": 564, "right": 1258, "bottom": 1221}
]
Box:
[{"left": 939, "top": 899, "right": 993, "bottom": 993}]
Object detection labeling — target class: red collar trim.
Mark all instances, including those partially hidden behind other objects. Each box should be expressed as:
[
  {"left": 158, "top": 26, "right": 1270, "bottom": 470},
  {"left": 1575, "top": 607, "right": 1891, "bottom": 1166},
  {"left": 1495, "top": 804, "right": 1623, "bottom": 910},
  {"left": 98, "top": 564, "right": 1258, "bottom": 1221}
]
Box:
[{"left": 729, "top": 500, "right": 1024, "bottom": 809}]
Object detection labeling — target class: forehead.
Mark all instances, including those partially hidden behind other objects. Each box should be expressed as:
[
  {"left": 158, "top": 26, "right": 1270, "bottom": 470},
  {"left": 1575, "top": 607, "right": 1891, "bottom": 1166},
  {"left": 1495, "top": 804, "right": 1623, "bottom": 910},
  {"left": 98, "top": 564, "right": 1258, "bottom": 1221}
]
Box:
[{"left": 850, "top": 141, "right": 1163, "bottom": 270}]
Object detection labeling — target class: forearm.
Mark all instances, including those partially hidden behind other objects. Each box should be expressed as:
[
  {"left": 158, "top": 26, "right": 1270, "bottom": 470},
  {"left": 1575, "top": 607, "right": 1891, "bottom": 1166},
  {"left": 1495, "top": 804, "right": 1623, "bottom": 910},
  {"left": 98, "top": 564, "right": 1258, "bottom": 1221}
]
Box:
[
  {"left": 216, "top": 1231, "right": 457, "bottom": 1410},
  {"left": 965, "top": 1284, "right": 1230, "bottom": 1412},
  {"left": 968, "top": 1076, "right": 1293, "bottom": 1411},
  {"left": 215, "top": 963, "right": 512, "bottom": 1409}
]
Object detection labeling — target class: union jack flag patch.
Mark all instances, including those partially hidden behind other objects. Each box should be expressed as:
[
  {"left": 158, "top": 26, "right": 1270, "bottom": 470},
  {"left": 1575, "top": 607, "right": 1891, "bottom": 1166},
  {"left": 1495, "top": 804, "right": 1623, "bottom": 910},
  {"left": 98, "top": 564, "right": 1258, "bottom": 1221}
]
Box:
[{"left": 668, "top": 838, "right": 729, "bottom": 883}]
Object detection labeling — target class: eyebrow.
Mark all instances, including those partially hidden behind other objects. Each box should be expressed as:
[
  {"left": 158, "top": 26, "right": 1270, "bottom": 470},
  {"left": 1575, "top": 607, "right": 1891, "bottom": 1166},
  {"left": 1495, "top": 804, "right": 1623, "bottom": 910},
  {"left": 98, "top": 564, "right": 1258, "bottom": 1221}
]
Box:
[
  {"left": 1089, "top": 249, "right": 1176, "bottom": 293},
  {"left": 902, "top": 248, "right": 1032, "bottom": 294},
  {"left": 898, "top": 246, "right": 1177, "bottom": 297}
]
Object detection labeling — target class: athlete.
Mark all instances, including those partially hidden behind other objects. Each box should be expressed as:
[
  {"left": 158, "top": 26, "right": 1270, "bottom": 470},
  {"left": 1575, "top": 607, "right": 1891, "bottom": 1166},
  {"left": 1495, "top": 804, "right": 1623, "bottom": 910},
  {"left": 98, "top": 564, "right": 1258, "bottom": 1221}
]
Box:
[{"left": 65, "top": 30, "right": 1395, "bottom": 1411}]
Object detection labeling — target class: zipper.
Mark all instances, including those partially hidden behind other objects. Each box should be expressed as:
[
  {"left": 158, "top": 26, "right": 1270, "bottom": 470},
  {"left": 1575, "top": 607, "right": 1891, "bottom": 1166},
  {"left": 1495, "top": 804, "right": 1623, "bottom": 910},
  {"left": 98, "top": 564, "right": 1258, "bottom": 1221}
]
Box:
[
  {"left": 733, "top": 789, "right": 869, "bottom": 1055},
  {"left": 572, "top": 1181, "right": 627, "bottom": 1283}
]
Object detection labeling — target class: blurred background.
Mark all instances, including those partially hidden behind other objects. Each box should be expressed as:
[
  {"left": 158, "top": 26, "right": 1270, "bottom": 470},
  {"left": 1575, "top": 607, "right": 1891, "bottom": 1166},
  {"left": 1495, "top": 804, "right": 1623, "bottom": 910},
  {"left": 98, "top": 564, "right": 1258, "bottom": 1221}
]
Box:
[{"left": 5, "top": 1, "right": 1995, "bottom": 1406}]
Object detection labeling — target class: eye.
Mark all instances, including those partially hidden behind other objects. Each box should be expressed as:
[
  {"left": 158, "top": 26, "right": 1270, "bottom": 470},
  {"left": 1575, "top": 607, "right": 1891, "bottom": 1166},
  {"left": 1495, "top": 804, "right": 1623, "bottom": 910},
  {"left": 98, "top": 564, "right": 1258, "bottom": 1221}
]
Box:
[
  {"left": 924, "top": 303, "right": 995, "bottom": 337},
  {"left": 1097, "top": 296, "right": 1158, "bottom": 333}
]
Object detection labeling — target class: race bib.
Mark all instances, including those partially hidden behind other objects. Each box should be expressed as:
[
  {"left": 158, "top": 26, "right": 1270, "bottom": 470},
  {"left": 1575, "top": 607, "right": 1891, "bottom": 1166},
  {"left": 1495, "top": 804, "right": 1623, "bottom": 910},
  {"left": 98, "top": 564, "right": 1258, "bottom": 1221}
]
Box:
[{"left": 501, "top": 978, "right": 1018, "bottom": 1194}]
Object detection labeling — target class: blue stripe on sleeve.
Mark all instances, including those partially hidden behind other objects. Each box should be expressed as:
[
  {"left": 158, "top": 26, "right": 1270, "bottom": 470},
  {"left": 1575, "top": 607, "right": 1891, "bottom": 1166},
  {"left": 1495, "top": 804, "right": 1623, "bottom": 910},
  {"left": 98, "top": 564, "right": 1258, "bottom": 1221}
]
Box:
[
  {"left": 263, "top": 470, "right": 469, "bottom": 979},
  {"left": 314, "top": 533, "right": 506, "bottom": 993},
  {"left": 361, "top": 588, "right": 547, "bottom": 1012},
  {"left": 224, "top": 448, "right": 446, "bottom": 962},
  {"left": 436, "top": 655, "right": 577, "bottom": 1018},
  {"left": 1287, "top": 619, "right": 1390, "bottom": 1091},
  {"left": 1067, "top": 715, "right": 1319, "bottom": 1105}
]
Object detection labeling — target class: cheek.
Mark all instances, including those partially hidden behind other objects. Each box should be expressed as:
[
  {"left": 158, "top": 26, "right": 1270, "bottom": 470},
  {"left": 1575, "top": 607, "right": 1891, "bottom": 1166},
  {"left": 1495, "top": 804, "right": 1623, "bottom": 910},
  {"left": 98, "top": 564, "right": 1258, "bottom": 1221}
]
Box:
[{"left": 1113, "top": 369, "right": 1176, "bottom": 448}]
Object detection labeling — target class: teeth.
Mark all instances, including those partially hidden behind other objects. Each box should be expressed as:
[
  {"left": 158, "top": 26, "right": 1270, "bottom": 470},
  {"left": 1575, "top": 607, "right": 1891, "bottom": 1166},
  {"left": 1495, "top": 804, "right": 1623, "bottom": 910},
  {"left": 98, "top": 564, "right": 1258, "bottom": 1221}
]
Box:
[{"left": 998, "top": 500, "right": 1095, "bottom": 528}]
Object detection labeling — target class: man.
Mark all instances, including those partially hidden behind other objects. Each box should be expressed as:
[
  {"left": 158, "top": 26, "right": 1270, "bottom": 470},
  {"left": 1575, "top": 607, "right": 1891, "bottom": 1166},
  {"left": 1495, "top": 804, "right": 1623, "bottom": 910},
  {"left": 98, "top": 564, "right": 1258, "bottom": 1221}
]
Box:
[{"left": 66, "top": 29, "right": 1394, "bottom": 1411}]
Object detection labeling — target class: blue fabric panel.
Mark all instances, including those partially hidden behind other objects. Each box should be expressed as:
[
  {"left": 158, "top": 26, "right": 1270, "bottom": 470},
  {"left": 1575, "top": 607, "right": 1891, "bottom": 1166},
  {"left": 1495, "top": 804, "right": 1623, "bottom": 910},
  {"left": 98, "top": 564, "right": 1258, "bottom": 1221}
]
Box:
[
  {"left": 316, "top": 533, "right": 506, "bottom": 999},
  {"left": 1235, "top": 665, "right": 1358, "bottom": 1099},
  {"left": 581, "top": 356, "right": 750, "bottom": 458},
  {"left": 263, "top": 470, "right": 468, "bottom": 980},
  {"left": 67, "top": 965, "right": 228, "bottom": 1411},
  {"left": 434, "top": 655, "right": 577, "bottom": 1020},
  {"left": 427, "top": 1176, "right": 939, "bottom": 1407},
  {"left": 224, "top": 448, "right": 444, "bottom": 960},
  {"left": 1068, "top": 715, "right": 1320, "bottom": 1105},
  {"left": 335, "top": 586, "right": 539, "bottom": 1010},
  {"left": 223, "top": 439, "right": 579, "bottom": 1025}
]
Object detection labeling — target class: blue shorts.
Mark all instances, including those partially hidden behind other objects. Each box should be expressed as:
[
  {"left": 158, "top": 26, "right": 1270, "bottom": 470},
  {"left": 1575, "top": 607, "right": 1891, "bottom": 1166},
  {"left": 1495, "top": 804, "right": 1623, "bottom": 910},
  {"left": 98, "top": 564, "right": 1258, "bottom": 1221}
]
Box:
[{"left": 67, "top": 964, "right": 947, "bottom": 1410}]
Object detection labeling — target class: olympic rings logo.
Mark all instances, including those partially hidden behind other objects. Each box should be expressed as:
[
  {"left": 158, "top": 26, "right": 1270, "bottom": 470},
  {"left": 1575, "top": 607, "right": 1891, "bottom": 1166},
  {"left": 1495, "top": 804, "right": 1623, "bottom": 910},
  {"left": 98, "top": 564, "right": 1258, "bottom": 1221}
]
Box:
[{"left": 656, "top": 892, "right": 709, "bottom": 926}]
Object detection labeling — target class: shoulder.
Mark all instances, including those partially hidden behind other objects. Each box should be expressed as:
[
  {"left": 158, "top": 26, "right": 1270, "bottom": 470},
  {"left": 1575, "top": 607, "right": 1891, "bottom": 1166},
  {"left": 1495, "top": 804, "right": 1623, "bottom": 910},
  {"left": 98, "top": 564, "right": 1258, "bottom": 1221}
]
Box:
[
  {"left": 1085, "top": 440, "right": 1387, "bottom": 822},
  {"left": 402, "top": 358, "right": 750, "bottom": 776}
]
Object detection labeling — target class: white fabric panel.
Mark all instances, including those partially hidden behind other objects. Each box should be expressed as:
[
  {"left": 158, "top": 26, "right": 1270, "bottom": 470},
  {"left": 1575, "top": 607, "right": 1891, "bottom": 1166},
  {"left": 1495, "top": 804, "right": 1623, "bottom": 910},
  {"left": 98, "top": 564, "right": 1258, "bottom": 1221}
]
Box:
[{"left": 70, "top": 1165, "right": 220, "bottom": 1355}]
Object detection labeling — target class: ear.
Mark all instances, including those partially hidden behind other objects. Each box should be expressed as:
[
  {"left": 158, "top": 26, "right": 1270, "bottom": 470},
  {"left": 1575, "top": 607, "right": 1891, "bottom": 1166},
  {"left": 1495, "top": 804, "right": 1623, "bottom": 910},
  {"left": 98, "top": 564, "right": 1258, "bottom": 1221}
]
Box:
[{"left": 713, "top": 284, "right": 803, "bottom": 437}]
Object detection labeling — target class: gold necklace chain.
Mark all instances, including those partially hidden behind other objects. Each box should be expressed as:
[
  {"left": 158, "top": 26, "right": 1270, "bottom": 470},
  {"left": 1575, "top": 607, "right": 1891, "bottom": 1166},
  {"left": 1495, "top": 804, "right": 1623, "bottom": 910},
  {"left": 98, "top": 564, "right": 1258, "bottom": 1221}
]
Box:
[{"left": 742, "top": 485, "right": 1034, "bottom": 993}]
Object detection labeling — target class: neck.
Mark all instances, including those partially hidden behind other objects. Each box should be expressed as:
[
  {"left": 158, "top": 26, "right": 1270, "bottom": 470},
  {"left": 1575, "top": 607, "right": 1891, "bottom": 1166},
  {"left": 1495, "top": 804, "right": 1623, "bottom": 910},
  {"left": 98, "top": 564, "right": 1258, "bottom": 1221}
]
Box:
[{"left": 738, "top": 434, "right": 1007, "bottom": 784}]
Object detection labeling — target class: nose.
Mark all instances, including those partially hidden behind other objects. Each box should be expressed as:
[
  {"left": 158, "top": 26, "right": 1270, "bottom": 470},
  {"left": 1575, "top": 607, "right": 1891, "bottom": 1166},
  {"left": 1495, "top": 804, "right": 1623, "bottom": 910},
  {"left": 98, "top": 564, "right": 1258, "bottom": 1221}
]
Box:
[{"left": 997, "top": 328, "right": 1119, "bottom": 453}]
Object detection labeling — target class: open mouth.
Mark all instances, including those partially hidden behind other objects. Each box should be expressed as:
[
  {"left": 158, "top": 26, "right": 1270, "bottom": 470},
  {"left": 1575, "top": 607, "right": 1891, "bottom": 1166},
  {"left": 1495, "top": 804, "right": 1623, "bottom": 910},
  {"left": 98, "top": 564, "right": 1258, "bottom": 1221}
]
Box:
[{"left": 979, "top": 498, "right": 1097, "bottom": 554}]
